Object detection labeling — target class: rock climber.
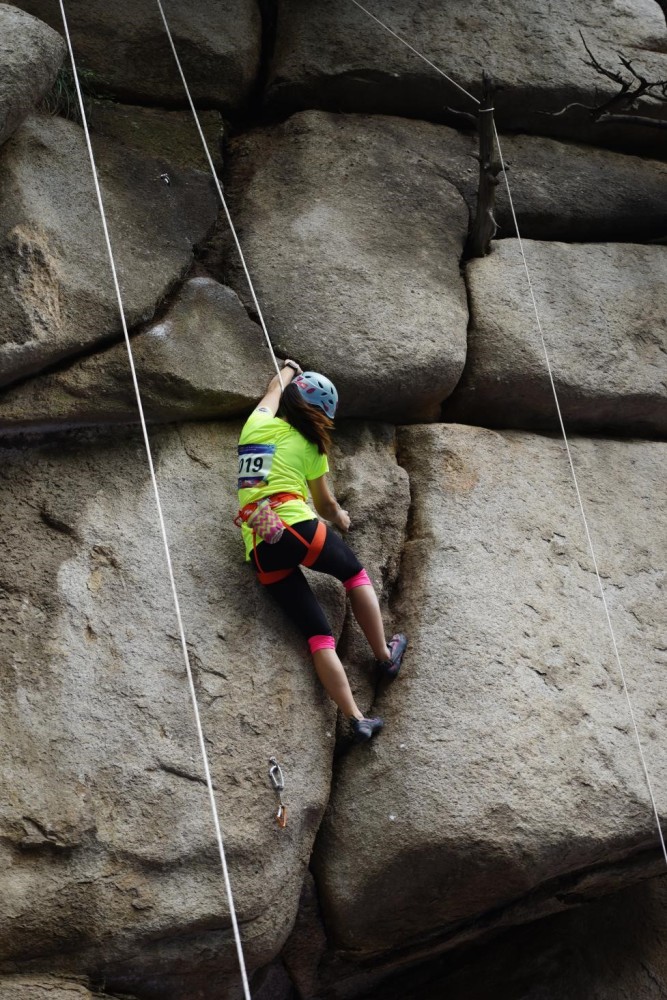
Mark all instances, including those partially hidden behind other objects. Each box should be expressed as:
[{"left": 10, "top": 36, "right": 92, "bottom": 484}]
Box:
[{"left": 236, "top": 360, "right": 407, "bottom": 742}]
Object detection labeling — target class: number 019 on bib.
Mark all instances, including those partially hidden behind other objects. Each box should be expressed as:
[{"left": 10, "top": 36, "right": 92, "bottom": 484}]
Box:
[{"left": 237, "top": 443, "right": 276, "bottom": 488}]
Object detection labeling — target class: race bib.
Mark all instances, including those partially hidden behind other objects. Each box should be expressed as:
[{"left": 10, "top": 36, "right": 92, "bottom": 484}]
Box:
[{"left": 237, "top": 443, "right": 276, "bottom": 488}]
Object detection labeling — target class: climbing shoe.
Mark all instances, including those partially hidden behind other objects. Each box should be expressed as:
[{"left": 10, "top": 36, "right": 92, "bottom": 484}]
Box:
[
  {"left": 377, "top": 632, "right": 407, "bottom": 681},
  {"left": 351, "top": 716, "right": 384, "bottom": 743}
]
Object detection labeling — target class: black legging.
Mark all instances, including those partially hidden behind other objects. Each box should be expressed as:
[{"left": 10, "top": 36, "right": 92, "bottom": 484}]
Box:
[{"left": 253, "top": 519, "right": 363, "bottom": 639}]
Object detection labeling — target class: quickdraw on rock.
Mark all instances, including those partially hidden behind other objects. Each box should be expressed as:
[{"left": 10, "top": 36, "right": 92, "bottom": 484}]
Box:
[{"left": 269, "top": 756, "right": 287, "bottom": 829}]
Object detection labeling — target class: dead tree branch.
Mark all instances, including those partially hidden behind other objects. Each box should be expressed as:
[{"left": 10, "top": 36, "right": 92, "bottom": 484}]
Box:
[
  {"left": 464, "top": 74, "right": 503, "bottom": 260},
  {"left": 545, "top": 34, "right": 667, "bottom": 129}
]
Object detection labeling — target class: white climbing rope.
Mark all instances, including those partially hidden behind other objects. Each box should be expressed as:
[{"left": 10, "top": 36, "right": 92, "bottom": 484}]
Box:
[
  {"left": 492, "top": 120, "right": 667, "bottom": 864},
  {"left": 348, "top": 0, "right": 480, "bottom": 106},
  {"left": 155, "top": 0, "right": 283, "bottom": 391},
  {"left": 348, "top": 0, "right": 667, "bottom": 863},
  {"left": 57, "top": 3, "right": 254, "bottom": 996}
]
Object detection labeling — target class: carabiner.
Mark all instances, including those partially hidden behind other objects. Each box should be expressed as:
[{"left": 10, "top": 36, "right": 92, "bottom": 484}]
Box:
[
  {"left": 269, "top": 756, "right": 287, "bottom": 829},
  {"left": 269, "top": 756, "right": 285, "bottom": 792}
]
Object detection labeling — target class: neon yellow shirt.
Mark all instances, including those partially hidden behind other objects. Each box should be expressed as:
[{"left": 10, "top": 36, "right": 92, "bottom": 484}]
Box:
[{"left": 237, "top": 408, "right": 329, "bottom": 560}]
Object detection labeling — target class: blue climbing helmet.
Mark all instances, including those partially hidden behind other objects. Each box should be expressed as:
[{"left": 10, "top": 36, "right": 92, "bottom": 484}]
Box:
[{"left": 293, "top": 371, "right": 338, "bottom": 419}]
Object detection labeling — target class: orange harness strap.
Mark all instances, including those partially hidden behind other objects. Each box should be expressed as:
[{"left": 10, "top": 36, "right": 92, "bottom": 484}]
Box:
[
  {"left": 300, "top": 520, "right": 327, "bottom": 567},
  {"left": 235, "top": 491, "right": 303, "bottom": 528},
  {"left": 256, "top": 567, "right": 294, "bottom": 586},
  {"left": 254, "top": 520, "right": 327, "bottom": 587}
]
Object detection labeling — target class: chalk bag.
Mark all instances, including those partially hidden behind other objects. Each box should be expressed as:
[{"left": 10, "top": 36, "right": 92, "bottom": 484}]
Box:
[{"left": 246, "top": 498, "right": 285, "bottom": 544}]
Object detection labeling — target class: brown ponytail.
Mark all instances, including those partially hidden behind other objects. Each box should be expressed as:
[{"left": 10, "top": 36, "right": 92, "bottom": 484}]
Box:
[{"left": 278, "top": 382, "right": 333, "bottom": 454}]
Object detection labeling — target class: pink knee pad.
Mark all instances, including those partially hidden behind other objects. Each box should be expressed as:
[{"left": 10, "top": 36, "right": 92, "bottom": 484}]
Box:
[
  {"left": 308, "top": 635, "right": 336, "bottom": 654},
  {"left": 343, "top": 568, "right": 371, "bottom": 592}
]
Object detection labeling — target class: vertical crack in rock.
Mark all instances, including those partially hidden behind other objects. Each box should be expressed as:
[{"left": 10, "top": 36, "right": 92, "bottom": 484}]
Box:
[{"left": 254, "top": 0, "right": 280, "bottom": 115}]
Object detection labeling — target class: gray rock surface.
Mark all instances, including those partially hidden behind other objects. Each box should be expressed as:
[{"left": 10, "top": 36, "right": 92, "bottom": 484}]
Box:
[
  {"left": 0, "top": 4, "right": 65, "bottom": 148},
  {"left": 0, "top": 421, "right": 334, "bottom": 990},
  {"left": 0, "top": 978, "right": 127, "bottom": 1000},
  {"left": 330, "top": 423, "right": 410, "bottom": 714},
  {"left": 89, "top": 101, "right": 224, "bottom": 173},
  {"left": 226, "top": 111, "right": 469, "bottom": 422},
  {"left": 0, "top": 115, "right": 217, "bottom": 388},
  {"left": 284, "top": 873, "right": 667, "bottom": 999},
  {"left": 443, "top": 240, "right": 667, "bottom": 434},
  {"left": 0, "top": 420, "right": 404, "bottom": 996},
  {"left": 0, "top": 278, "right": 274, "bottom": 430},
  {"left": 12, "top": 0, "right": 261, "bottom": 111},
  {"left": 314, "top": 424, "right": 667, "bottom": 964},
  {"left": 267, "top": 0, "right": 667, "bottom": 150},
  {"left": 485, "top": 134, "right": 667, "bottom": 244},
  {"left": 349, "top": 876, "right": 667, "bottom": 1000},
  {"left": 425, "top": 126, "right": 667, "bottom": 245}
]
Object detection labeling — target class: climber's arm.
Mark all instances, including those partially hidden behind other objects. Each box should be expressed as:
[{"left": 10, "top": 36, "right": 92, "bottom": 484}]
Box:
[
  {"left": 255, "top": 361, "right": 301, "bottom": 417},
  {"left": 309, "top": 474, "right": 350, "bottom": 532}
]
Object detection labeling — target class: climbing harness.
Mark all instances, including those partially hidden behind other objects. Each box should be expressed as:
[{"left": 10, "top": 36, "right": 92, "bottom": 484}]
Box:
[
  {"left": 269, "top": 756, "right": 288, "bottom": 829},
  {"left": 235, "top": 491, "right": 304, "bottom": 542},
  {"left": 346, "top": 0, "right": 667, "bottom": 866},
  {"left": 253, "top": 520, "right": 327, "bottom": 586},
  {"left": 235, "top": 489, "right": 327, "bottom": 583}
]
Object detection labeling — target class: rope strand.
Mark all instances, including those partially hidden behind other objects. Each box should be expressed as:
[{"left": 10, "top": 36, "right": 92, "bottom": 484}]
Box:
[
  {"left": 348, "top": 0, "right": 480, "bottom": 106},
  {"left": 155, "top": 0, "right": 282, "bottom": 391},
  {"left": 57, "top": 3, "right": 253, "bottom": 995},
  {"left": 492, "top": 121, "right": 667, "bottom": 863}
]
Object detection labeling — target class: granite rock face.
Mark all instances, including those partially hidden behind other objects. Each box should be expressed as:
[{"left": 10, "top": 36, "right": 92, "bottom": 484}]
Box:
[
  {"left": 0, "top": 4, "right": 65, "bottom": 148},
  {"left": 2, "top": 1, "right": 667, "bottom": 996},
  {"left": 0, "top": 422, "right": 335, "bottom": 993},
  {"left": 267, "top": 0, "right": 667, "bottom": 150},
  {"left": 226, "top": 111, "right": 469, "bottom": 422},
  {"left": 443, "top": 240, "right": 667, "bottom": 434},
  {"left": 12, "top": 0, "right": 262, "bottom": 112},
  {"left": 0, "top": 278, "right": 274, "bottom": 430},
  {"left": 314, "top": 424, "right": 667, "bottom": 964},
  {"left": 0, "top": 420, "right": 405, "bottom": 997},
  {"left": 0, "top": 115, "right": 217, "bottom": 388}
]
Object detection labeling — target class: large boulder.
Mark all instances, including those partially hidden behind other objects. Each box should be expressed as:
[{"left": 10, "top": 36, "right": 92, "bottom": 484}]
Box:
[
  {"left": 422, "top": 127, "right": 667, "bottom": 245},
  {"left": 0, "top": 419, "right": 404, "bottom": 997},
  {"left": 336, "top": 876, "right": 667, "bottom": 1000},
  {"left": 204, "top": 117, "right": 667, "bottom": 286},
  {"left": 0, "top": 422, "right": 335, "bottom": 994},
  {"left": 0, "top": 278, "right": 274, "bottom": 430},
  {"left": 443, "top": 240, "right": 667, "bottom": 434},
  {"left": 313, "top": 424, "right": 667, "bottom": 968},
  {"left": 284, "top": 874, "right": 667, "bottom": 999},
  {"left": 89, "top": 101, "right": 224, "bottom": 173},
  {"left": 0, "top": 4, "right": 65, "bottom": 148},
  {"left": 225, "top": 111, "right": 470, "bottom": 422},
  {"left": 0, "top": 115, "right": 217, "bottom": 388},
  {"left": 12, "top": 0, "right": 261, "bottom": 112},
  {"left": 266, "top": 0, "right": 667, "bottom": 151},
  {"left": 483, "top": 134, "right": 667, "bottom": 244}
]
